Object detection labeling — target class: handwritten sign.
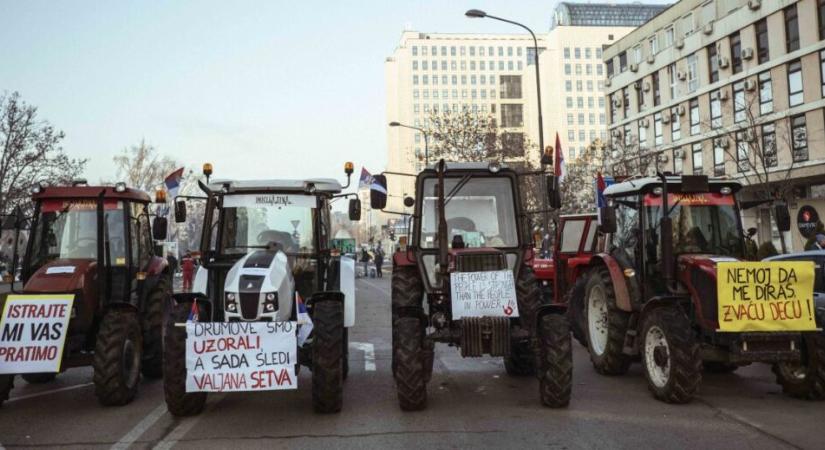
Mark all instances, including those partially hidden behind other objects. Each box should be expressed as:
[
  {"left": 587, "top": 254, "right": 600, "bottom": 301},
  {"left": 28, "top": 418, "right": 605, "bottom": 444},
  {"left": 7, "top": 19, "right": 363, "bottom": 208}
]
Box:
[
  {"left": 185, "top": 321, "right": 297, "bottom": 392},
  {"left": 717, "top": 262, "right": 817, "bottom": 332},
  {"left": 0, "top": 295, "right": 74, "bottom": 374},
  {"left": 450, "top": 270, "right": 519, "bottom": 319}
]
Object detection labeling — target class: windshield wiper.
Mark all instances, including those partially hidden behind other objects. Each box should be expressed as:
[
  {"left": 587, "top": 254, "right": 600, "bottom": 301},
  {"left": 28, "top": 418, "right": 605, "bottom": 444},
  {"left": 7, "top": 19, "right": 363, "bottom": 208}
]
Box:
[{"left": 445, "top": 174, "right": 472, "bottom": 206}]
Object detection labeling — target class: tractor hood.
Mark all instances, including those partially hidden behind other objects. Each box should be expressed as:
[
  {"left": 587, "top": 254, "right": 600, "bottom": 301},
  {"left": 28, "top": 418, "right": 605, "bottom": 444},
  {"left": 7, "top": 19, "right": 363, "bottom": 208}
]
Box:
[
  {"left": 24, "top": 259, "right": 97, "bottom": 294},
  {"left": 676, "top": 254, "right": 741, "bottom": 330},
  {"left": 223, "top": 250, "right": 294, "bottom": 321}
]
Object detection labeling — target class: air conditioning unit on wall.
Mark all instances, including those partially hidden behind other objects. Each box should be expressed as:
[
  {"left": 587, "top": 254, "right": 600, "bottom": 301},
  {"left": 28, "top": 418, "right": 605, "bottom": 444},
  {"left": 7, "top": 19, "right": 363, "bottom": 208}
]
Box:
[
  {"left": 718, "top": 89, "right": 729, "bottom": 101},
  {"left": 741, "top": 48, "right": 754, "bottom": 60},
  {"left": 606, "top": 78, "right": 612, "bottom": 87},
  {"left": 703, "top": 23, "right": 714, "bottom": 35},
  {"left": 744, "top": 79, "right": 757, "bottom": 91},
  {"left": 677, "top": 71, "right": 687, "bottom": 80},
  {"left": 674, "top": 148, "right": 686, "bottom": 159},
  {"left": 641, "top": 118, "right": 650, "bottom": 128},
  {"left": 643, "top": 82, "right": 651, "bottom": 92},
  {"left": 630, "top": 63, "right": 639, "bottom": 72},
  {"left": 658, "top": 153, "right": 670, "bottom": 163},
  {"left": 662, "top": 114, "right": 671, "bottom": 124},
  {"left": 718, "top": 57, "right": 730, "bottom": 69},
  {"left": 748, "top": 0, "right": 761, "bottom": 10},
  {"left": 715, "top": 137, "right": 730, "bottom": 148},
  {"left": 675, "top": 105, "right": 686, "bottom": 116},
  {"left": 647, "top": 54, "right": 655, "bottom": 64},
  {"left": 675, "top": 39, "right": 685, "bottom": 50},
  {"left": 613, "top": 97, "right": 623, "bottom": 107}
]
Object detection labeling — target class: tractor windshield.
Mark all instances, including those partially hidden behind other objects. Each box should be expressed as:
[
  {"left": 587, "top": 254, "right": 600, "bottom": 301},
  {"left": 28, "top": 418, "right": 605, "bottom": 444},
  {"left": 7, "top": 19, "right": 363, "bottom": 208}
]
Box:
[
  {"left": 645, "top": 193, "right": 743, "bottom": 257},
  {"left": 219, "top": 194, "right": 316, "bottom": 255},
  {"left": 419, "top": 176, "right": 518, "bottom": 248},
  {"left": 28, "top": 199, "right": 125, "bottom": 270}
]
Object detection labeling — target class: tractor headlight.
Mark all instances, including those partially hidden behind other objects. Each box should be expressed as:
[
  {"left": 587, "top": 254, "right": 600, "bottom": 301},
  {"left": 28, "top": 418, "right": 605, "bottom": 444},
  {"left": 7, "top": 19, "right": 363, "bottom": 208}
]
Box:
[
  {"left": 226, "top": 292, "right": 236, "bottom": 301},
  {"left": 720, "top": 186, "right": 732, "bottom": 195},
  {"left": 265, "top": 303, "right": 275, "bottom": 312},
  {"left": 114, "top": 182, "right": 127, "bottom": 193},
  {"left": 266, "top": 292, "right": 276, "bottom": 301}
]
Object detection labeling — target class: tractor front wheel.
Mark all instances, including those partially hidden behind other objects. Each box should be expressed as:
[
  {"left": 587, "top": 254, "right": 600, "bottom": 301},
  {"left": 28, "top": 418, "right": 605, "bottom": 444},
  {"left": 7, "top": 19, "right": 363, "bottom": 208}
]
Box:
[
  {"left": 141, "top": 279, "right": 168, "bottom": 379},
  {"left": 773, "top": 328, "right": 825, "bottom": 400},
  {"left": 505, "top": 268, "right": 540, "bottom": 376},
  {"left": 93, "top": 309, "right": 143, "bottom": 406},
  {"left": 163, "top": 301, "right": 208, "bottom": 416},
  {"left": 311, "top": 299, "right": 344, "bottom": 413},
  {"left": 640, "top": 306, "right": 701, "bottom": 404},
  {"left": 537, "top": 313, "right": 572, "bottom": 407},
  {"left": 394, "top": 317, "right": 427, "bottom": 411},
  {"left": 584, "top": 267, "right": 631, "bottom": 375},
  {"left": 0, "top": 375, "right": 13, "bottom": 408}
]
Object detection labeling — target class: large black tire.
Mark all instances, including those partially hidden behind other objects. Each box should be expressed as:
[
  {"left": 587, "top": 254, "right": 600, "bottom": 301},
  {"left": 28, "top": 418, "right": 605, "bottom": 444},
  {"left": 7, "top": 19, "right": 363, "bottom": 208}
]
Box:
[
  {"left": 640, "top": 306, "right": 702, "bottom": 404},
  {"left": 391, "top": 265, "right": 424, "bottom": 378},
  {"left": 93, "top": 309, "right": 143, "bottom": 406},
  {"left": 342, "top": 327, "right": 349, "bottom": 381},
  {"left": 163, "top": 301, "right": 208, "bottom": 416},
  {"left": 537, "top": 313, "right": 573, "bottom": 407},
  {"left": 312, "top": 299, "right": 344, "bottom": 413},
  {"left": 567, "top": 277, "right": 588, "bottom": 348},
  {"left": 584, "top": 267, "right": 631, "bottom": 375},
  {"left": 141, "top": 279, "right": 168, "bottom": 379},
  {"left": 394, "top": 317, "right": 426, "bottom": 411},
  {"left": 0, "top": 375, "right": 13, "bottom": 408},
  {"left": 505, "top": 268, "right": 540, "bottom": 376},
  {"left": 772, "top": 329, "right": 825, "bottom": 400},
  {"left": 21, "top": 373, "right": 57, "bottom": 384}
]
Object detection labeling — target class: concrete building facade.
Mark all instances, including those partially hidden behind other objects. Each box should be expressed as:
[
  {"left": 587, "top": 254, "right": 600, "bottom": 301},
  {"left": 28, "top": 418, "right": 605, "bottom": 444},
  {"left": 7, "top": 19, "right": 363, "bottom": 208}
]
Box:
[{"left": 603, "top": 0, "right": 825, "bottom": 252}]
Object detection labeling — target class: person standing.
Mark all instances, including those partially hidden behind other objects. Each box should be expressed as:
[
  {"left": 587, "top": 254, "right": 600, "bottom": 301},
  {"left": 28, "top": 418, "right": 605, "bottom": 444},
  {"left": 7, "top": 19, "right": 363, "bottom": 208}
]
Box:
[
  {"left": 167, "top": 252, "right": 178, "bottom": 276},
  {"left": 360, "top": 247, "right": 371, "bottom": 278},
  {"left": 744, "top": 228, "right": 758, "bottom": 260},
  {"left": 181, "top": 252, "right": 195, "bottom": 292},
  {"left": 374, "top": 245, "right": 384, "bottom": 278}
]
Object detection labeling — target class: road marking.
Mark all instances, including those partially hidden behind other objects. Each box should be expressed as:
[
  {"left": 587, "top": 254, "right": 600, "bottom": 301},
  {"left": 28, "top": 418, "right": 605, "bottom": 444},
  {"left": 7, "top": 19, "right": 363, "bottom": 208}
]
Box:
[
  {"left": 152, "top": 394, "right": 225, "bottom": 450},
  {"left": 6, "top": 382, "right": 93, "bottom": 402},
  {"left": 350, "top": 342, "right": 376, "bottom": 371},
  {"left": 111, "top": 403, "right": 168, "bottom": 450}
]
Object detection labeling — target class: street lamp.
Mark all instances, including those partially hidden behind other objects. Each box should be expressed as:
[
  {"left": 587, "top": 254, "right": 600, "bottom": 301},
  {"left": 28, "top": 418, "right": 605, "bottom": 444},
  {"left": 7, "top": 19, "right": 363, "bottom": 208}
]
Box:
[{"left": 389, "top": 121, "right": 429, "bottom": 166}]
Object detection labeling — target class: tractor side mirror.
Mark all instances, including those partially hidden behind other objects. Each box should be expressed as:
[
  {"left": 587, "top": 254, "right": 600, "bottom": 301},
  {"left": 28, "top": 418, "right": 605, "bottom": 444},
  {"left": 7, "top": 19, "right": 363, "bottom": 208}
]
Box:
[
  {"left": 775, "top": 203, "right": 791, "bottom": 232},
  {"left": 152, "top": 217, "right": 168, "bottom": 241},
  {"left": 599, "top": 206, "right": 617, "bottom": 234},
  {"left": 174, "top": 200, "right": 187, "bottom": 223},
  {"left": 348, "top": 198, "right": 361, "bottom": 221},
  {"left": 546, "top": 175, "right": 562, "bottom": 209},
  {"left": 370, "top": 174, "right": 388, "bottom": 210},
  {"left": 403, "top": 196, "right": 415, "bottom": 208}
]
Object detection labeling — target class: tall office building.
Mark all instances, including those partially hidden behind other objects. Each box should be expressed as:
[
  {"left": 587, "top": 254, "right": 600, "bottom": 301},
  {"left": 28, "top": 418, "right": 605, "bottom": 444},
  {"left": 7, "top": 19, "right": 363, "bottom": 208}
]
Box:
[{"left": 603, "top": 0, "right": 825, "bottom": 251}]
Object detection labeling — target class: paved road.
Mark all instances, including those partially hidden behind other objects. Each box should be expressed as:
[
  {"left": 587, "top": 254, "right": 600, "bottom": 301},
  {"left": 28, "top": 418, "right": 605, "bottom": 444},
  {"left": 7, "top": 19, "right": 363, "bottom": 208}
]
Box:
[{"left": 1, "top": 276, "right": 823, "bottom": 449}]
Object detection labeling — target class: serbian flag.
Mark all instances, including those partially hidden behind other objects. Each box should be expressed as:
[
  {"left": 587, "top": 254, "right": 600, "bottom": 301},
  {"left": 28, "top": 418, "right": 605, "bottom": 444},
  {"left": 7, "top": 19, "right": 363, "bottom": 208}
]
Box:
[
  {"left": 296, "top": 293, "right": 313, "bottom": 346},
  {"left": 358, "top": 167, "right": 374, "bottom": 190},
  {"left": 554, "top": 132, "right": 566, "bottom": 186},
  {"left": 187, "top": 299, "right": 199, "bottom": 323},
  {"left": 164, "top": 167, "right": 185, "bottom": 200}
]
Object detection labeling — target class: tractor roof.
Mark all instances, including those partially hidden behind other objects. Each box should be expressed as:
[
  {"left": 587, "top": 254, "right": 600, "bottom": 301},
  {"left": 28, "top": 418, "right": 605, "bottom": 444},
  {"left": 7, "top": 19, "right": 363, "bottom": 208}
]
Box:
[
  {"left": 422, "top": 161, "right": 516, "bottom": 173},
  {"left": 209, "top": 178, "right": 342, "bottom": 195},
  {"left": 603, "top": 176, "right": 742, "bottom": 197},
  {"left": 32, "top": 185, "right": 151, "bottom": 203}
]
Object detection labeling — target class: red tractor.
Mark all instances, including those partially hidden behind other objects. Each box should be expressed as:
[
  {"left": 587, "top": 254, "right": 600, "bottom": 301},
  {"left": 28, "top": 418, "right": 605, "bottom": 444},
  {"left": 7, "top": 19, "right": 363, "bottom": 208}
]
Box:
[
  {"left": 567, "top": 174, "right": 825, "bottom": 403},
  {"left": 372, "top": 160, "right": 571, "bottom": 410},
  {"left": 0, "top": 182, "right": 170, "bottom": 407}
]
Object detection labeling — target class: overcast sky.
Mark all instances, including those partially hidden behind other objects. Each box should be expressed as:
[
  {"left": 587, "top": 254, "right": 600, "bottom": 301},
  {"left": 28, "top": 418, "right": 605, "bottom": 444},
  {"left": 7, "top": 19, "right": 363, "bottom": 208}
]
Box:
[{"left": 1, "top": 0, "right": 669, "bottom": 188}]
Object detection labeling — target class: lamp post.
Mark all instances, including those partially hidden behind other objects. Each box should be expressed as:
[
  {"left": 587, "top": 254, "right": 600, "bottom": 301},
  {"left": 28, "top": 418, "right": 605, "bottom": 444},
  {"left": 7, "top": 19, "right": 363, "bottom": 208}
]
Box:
[{"left": 389, "top": 121, "right": 429, "bottom": 166}]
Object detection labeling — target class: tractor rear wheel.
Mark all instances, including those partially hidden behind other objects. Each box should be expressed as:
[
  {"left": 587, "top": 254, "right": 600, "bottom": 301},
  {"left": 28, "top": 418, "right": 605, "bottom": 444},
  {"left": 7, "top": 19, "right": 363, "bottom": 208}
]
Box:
[
  {"left": 93, "top": 309, "right": 143, "bottom": 406},
  {"left": 312, "top": 299, "right": 344, "bottom": 413},
  {"left": 640, "top": 306, "right": 701, "bottom": 404},
  {"left": 537, "top": 313, "right": 572, "bottom": 407},
  {"left": 584, "top": 267, "right": 631, "bottom": 375},
  {"left": 141, "top": 279, "right": 168, "bottom": 379},
  {"left": 22, "top": 373, "right": 57, "bottom": 384},
  {"left": 505, "top": 268, "right": 539, "bottom": 376},
  {"left": 773, "top": 327, "right": 825, "bottom": 400},
  {"left": 163, "top": 301, "right": 208, "bottom": 416},
  {"left": 342, "top": 327, "right": 349, "bottom": 381},
  {"left": 567, "top": 277, "right": 588, "bottom": 348},
  {"left": 0, "top": 375, "right": 13, "bottom": 407},
  {"left": 394, "top": 317, "right": 426, "bottom": 411}
]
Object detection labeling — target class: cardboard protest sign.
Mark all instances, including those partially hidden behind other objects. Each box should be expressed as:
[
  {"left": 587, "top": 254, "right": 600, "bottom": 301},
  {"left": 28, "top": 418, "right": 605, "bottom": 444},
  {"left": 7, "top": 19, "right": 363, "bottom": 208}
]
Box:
[
  {"left": 0, "top": 295, "right": 74, "bottom": 374},
  {"left": 450, "top": 270, "right": 519, "bottom": 319},
  {"left": 717, "top": 261, "right": 817, "bottom": 332},
  {"left": 185, "top": 321, "right": 298, "bottom": 392}
]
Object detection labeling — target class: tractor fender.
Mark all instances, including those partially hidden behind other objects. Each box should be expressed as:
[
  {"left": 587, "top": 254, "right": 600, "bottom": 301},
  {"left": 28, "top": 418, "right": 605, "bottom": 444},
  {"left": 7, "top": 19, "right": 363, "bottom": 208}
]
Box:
[
  {"left": 640, "top": 295, "right": 691, "bottom": 321},
  {"left": 587, "top": 253, "right": 633, "bottom": 312},
  {"left": 392, "top": 249, "right": 416, "bottom": 268}
]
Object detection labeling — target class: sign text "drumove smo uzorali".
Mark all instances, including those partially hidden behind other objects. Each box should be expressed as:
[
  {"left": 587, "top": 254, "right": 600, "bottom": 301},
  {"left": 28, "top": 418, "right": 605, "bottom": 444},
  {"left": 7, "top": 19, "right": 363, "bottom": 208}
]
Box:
[{"left": 717, "top": 261, "right": 817, "bottom": 332}]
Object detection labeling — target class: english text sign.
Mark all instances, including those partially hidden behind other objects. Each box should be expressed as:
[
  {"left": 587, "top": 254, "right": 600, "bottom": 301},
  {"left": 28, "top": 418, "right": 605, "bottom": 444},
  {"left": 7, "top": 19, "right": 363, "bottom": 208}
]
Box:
[{"left": 450, "top": 270, "right": 519, "bottom": 319}]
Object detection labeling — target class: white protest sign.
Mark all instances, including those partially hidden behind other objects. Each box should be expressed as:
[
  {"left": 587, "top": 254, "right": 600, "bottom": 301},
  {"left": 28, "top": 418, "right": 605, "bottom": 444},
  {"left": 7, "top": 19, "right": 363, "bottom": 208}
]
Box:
[
  {"left": 450, "top": 270, "right": 519, "bottom": 319},
  {"left": 185, "top": 321, "right": 298, "bottom": 392},
  {"left": 0, "top": 295, "right": 74, "bottom": 374}
]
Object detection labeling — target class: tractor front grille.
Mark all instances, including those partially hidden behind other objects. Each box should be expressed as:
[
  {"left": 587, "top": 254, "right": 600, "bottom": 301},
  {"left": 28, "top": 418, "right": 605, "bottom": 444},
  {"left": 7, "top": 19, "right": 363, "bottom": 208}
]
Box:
[
  {"left": 239, "top": 293, "right": 260, "bottom": 320},
  {"left": 691, "top": 268, "right": 717, "bottom": 323},
  {"left": 455, "top": 253, "right": 507, "bottom": 272}
]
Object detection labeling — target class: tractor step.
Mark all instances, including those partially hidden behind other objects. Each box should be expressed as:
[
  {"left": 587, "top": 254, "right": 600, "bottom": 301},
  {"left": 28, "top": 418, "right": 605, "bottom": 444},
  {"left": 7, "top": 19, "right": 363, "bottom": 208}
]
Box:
[{"left": 460, "top": 317, "right": 510, "bottom": 357}]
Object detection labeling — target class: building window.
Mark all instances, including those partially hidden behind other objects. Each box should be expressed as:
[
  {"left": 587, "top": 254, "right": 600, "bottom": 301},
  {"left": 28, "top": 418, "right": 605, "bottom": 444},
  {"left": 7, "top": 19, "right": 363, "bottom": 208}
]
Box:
[
  {"left": 501, "top": 104, "right": 523, "bottom": 128},
  {"left": 791, "top": 114, "right": 808, "bottom": 162},
  {"left": 412, "top": 46, "right": 418, "bottom": 56},
  {"left": 599, "top": 97, "right": 605, "bottom": 108},
  {"left": 649, "top": 35, "right": 658, "bottom": 55},
  {"left": 733, "top": 82, "right": 746, "bottom": 123},
  {"left": 578, "top": 113, "right": 585, "bottom": 125},
  {"left": 638, "top": 121, "right": 647, "bottom": 147},
  {"left": 637, "top": 83, "right": 645, "bottom": 112},
  {"left": 785, "top": 5, "right": 799, "bottom": 53},
  {"left": 755, "top": 19, "right": 769, "bottom": 64},
  {"left": 566, "top": 97, "right": 573, "bottom": 108},
  {"left": 654, "top": 113, "right": 663, "bottom": 145},
  {"left": 565, "top": 80, "right": 572, "bottom": 92},
  {"left": 567, "top": 114, "right": 574, "bottom": 125},
  {"left": 575, "top": 47, "right": 581, "bottom": 58},
  {"left": 575, "top": 64, "right": 582, "bottom": 75},
  {"left": 652, "top": 72, "right": 661, "bottom": 106},
  {"left": 692, "top": 142, "right": 703, "bottom": 175},
  {"left": 623, "top": 88, "right": 630, "bottom": 117},
  {"left": 565, "top": 64, "right": 571, "bottom": 75},
  {"left": 577, "top": 97, "right": 584, "bottom": 108},
  {"left": 735, "top": 133, "right": 748, "bottom": 173},
  {"left": 606, "top": 60, "right": 614, "bottom": 78},
  {"left": 568, "top": 129, "right": 575, "bottom": 140},
  {"left": 413, "top": 75, "right": 419, "bottom": 85},
  {"left": 564, "top": 47, "right": 570, "bottom": 59},
  {"left": 451, "top": 46, "right": 456, "bottom": 56},
  {"left": 674, "top": 148, "right": 683, "bottom": 174},
  {"left": 671, "top": 112, "right": 681, "bottom": 141},
  {"left": 500, "top": 76, "right": 522, "bottom": 99},
  {"left": 619, "top": 52, "right": 627, "bottom": 73},
  {"left": 624, "top": 124, "right": 633, "bottom": 146},
  {"left": 714, "top": 140, "right": 726, "bottom": 176},
  {"left": 762, "top": 123, "right": 778, "bottom": 167},
  {"left": 707, "top": 44, "right": 718, "bottom": 83},
  {"left": 609, "top": 94, "right": 617, "bottom": 124},
  {"left": 585, "top": 48, "right": 591, "bottom": 59},
  {"left": 710, "top": 91, "right": 722, "bottom": 129},
  {"left": 819, "top": 0, "right": 825, "bottom": 40},
  {"left": 759, "top": 71, "right": 773, "bottom": 115},
  {"left": 729, "top": 32, "right": 742, "bottom": 74},
  {"left": 633, "top": 45, "right": 642, "bottom": 64},
  {"left": 665, "top": 26, "right": 674, "bottom": 48},
  {"left": 788, "top": 60, "right": 803, "bottom": 107},
  {"left": 668, "top": 63, "right": 677, "bottom": 100},
  {"left": 821, "top": 50, "right": 825, "bottom": 97},
  {"left": 596, "top": 47, "right": 603, "bottom": 58},
  {"left": 687, "top": 54, "right": 698, "bottom": 93},
  {"left": 588, "top": 97, "right": 594, "bottom": 108},
  {"left": 690, "top": 98, "right": 700, "bottom": 135},
  {"left": 597, "top": 64, "right": 603, "bottom": 76}
]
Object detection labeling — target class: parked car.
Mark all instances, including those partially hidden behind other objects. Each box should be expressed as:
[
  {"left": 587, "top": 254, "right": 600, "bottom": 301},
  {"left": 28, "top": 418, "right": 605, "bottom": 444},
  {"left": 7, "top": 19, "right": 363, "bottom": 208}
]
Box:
[{"left": 764, "top": 250, "right": 825, "bottom": 310}]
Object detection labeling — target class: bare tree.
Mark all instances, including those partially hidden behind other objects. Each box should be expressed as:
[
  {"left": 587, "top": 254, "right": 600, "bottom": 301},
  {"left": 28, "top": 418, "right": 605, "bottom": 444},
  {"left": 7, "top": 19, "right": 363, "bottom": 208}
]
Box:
[
  {"left": 0, "top": 92, "right": 87, "bottom": 214},
  {"left": 559, "top": 139, "right": 607, "bottom": 214},
  {"left": 112, "top": 139, "right": 178, "bottom": 193}
]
